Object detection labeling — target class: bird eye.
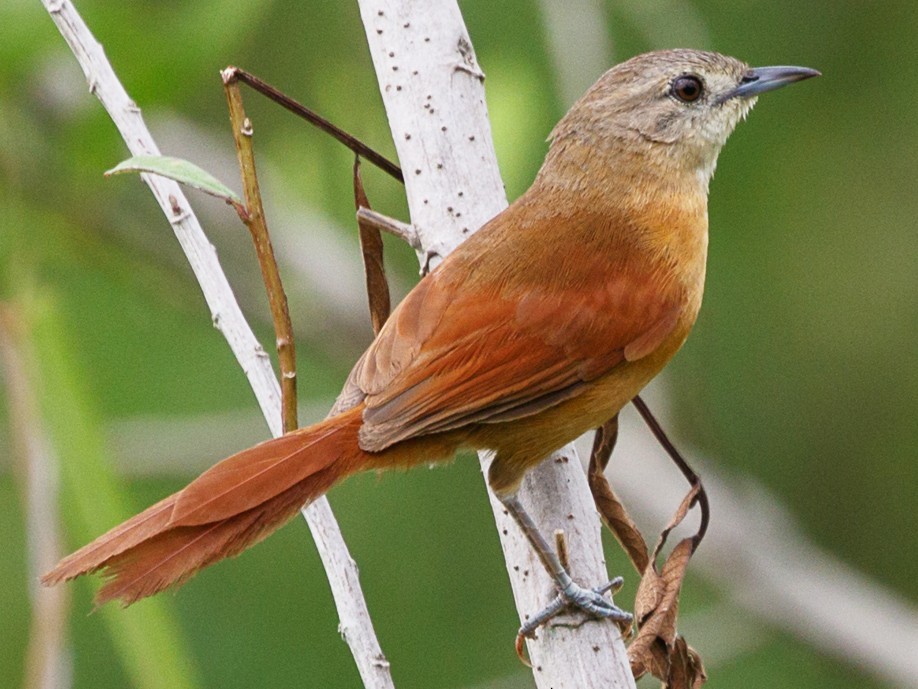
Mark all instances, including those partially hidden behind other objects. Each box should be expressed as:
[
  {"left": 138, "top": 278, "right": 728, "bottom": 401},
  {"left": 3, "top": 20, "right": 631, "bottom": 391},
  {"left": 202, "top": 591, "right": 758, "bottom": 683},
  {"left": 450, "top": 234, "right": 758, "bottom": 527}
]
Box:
[{"left": 671, "top": 75, "right": 704, "bottom": 103}]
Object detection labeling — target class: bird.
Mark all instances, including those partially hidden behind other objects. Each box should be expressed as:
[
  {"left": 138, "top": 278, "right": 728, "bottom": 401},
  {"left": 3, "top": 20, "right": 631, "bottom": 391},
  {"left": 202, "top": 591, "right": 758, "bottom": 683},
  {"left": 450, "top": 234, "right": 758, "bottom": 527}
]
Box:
[{"left": 43, "top": 49, "right": 818, "bottom": 619}]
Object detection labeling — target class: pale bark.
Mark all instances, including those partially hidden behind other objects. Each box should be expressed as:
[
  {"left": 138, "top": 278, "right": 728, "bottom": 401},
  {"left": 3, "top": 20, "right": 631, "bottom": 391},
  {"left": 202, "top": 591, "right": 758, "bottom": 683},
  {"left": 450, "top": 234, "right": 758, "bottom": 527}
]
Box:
[{"left": 356, "top": 2, "right": 635, "bottom": 687}]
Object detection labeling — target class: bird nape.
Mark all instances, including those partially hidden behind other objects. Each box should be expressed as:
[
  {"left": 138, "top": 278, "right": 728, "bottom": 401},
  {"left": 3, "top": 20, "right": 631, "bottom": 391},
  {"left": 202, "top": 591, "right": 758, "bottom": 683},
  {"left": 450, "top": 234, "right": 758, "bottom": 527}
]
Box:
[{"left": 44, "top": 49, "right": 818, "bottom": 629}]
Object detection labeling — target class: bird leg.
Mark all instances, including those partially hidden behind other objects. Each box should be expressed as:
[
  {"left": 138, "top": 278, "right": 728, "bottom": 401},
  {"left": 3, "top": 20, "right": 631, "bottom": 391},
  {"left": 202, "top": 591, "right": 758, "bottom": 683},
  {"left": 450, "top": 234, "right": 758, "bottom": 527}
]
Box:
[{"left": 498, "top": 493, "right": 633, "bottom": 638}]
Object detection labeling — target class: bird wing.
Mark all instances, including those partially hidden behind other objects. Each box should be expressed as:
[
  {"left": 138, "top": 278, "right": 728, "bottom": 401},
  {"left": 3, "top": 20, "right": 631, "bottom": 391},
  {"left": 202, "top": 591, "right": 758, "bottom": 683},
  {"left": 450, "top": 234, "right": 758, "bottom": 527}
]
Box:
[{"left": 348, "top": 206, "right": 685, "bottom": 452}]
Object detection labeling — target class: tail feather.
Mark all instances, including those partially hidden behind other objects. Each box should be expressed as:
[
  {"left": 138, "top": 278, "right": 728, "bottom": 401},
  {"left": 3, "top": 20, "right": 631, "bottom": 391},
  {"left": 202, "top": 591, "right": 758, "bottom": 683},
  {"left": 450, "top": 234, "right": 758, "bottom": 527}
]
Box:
[
  {"left": 98, "top": 514, "right": 258, "bottom": 606},
  {"left": 41, "top": 494, "right": 178, "bottom": 584},
  {"left": 172, "top": 419, "right": 351, "bottom": 526},
  {"left": 42, "top": 407, "right": 368, "bottom": 606}
]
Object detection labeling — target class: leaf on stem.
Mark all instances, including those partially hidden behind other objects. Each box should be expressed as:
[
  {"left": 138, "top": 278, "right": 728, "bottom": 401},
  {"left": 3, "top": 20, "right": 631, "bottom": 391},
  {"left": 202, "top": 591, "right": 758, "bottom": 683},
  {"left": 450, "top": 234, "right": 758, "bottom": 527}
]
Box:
[
  {"left": 588, "top": 416, "right": 650, "bottom": 573},
  {"left": 106, "top": 155, "right": 243, "bottom": 208},
  {"left": 353, "top": 157, "right": 391, "bottom": 335},
  {"left": 628, "top": 485, "right": 707, "bottom": 688},
  {"left": 587, "top": 412, "right": 708, "bottom": 687}
]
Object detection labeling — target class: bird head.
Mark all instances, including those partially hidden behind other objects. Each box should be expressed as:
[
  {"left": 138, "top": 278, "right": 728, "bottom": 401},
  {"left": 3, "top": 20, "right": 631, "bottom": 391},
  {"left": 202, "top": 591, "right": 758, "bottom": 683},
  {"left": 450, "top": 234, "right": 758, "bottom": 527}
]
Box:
[{"left": 548, "top": 49, "right": 819, "bottom": 187}]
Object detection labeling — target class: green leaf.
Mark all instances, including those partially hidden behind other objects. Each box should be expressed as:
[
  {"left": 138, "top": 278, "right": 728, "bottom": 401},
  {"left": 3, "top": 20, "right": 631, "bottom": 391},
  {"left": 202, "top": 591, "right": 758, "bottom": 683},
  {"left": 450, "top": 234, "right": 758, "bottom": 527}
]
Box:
[{"left": 107, "top": 155, "right": 243, "bottom": 206}]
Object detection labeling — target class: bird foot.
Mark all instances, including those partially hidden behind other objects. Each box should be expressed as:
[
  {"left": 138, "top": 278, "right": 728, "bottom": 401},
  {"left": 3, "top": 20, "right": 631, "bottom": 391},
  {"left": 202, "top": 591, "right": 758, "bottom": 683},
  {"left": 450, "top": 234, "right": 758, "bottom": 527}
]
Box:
[{"left": 517, "top": 576, "right": 632, "bottom": 640}]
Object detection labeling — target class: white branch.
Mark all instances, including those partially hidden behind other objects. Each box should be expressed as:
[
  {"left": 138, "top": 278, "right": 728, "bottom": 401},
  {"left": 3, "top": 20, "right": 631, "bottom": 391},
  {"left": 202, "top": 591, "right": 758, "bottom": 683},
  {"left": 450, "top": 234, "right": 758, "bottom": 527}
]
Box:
[
  {"left": 40, "top": 2, "right": 394, "bottom": 687},
  {"left": 356, "top": 2, "right": 635, "bottom": 687}
]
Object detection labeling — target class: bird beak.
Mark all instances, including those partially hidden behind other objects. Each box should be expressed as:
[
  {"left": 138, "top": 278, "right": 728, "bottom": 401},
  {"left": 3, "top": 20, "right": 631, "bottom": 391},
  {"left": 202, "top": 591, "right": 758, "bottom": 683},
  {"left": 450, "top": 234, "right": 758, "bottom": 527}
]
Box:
[{"left": 720, "top": 65, "right": 821, "bottom": 102}]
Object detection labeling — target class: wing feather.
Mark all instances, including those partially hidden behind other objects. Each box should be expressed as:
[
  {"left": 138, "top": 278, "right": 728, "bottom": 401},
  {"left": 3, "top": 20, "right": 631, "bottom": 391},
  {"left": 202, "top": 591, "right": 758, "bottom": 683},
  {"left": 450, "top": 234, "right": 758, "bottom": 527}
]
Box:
[{"left": 344, "top": 202, "right": 686, "bottom": 452}]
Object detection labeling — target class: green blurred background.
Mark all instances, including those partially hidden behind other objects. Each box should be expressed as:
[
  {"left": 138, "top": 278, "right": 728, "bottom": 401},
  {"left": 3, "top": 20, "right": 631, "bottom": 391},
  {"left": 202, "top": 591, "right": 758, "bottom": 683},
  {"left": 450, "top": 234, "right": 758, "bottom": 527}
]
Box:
[{"left": 1, "top": 1, "right": 916, "bottom": 688}]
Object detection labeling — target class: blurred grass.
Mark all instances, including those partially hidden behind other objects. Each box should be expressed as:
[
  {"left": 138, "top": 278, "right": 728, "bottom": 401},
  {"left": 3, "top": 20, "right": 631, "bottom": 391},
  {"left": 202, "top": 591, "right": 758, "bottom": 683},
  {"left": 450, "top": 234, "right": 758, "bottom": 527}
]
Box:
[
  {"left": 1, "top": 1, "right": 915, "bottom": 688},
  {"left": 4, "top": 283, "right": 200, "bottom": 689}
]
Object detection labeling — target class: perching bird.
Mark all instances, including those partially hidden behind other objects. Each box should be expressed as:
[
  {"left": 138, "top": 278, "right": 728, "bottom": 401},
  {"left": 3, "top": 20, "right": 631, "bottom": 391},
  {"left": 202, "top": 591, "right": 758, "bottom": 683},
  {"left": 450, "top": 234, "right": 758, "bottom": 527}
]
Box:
[{"left": 44, "top": 50, "right": 818, "bottom": 621}]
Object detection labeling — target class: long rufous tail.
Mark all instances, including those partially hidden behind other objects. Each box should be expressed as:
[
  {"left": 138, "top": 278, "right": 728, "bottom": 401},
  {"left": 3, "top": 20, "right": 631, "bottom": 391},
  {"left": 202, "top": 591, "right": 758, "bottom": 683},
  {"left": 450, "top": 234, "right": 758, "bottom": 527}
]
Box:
[{"left": 42, "top": 406, "right": 372, "bottom": 606}]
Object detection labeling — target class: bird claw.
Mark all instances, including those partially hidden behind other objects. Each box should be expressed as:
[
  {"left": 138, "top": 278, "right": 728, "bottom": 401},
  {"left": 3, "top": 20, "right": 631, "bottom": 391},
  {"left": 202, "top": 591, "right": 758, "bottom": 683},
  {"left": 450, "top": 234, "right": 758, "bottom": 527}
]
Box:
[
  {"left": 562, "top": 578, "right": 629, "bottom": 618},
  {"left": 517, "top": 576, "right": 632, "bottom": 640}
]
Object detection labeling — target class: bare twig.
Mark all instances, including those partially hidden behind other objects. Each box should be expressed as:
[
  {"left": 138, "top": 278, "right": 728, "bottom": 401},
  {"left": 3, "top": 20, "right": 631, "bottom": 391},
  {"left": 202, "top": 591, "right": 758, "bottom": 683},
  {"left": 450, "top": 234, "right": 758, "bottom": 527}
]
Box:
[
  {"left": 632, "top": 395, "right": 709, "bottom": 552},
  {"left": 225, "top": 66, "right": 403, "bottom": 183},
  {"left": 223, "top": 69, "right": 298, "bottom": 433},
  {"left": 356, "top": 207, "right": 419, "bottom": 250},
  {"left": 356, "top": 2, "right": 635, "bottom": 687},
  {"left": 40, "top": 3, "right": 393, "bottom": 687},
  {"left": 353, "top": 158, "right": 392, "bottom": 334}
]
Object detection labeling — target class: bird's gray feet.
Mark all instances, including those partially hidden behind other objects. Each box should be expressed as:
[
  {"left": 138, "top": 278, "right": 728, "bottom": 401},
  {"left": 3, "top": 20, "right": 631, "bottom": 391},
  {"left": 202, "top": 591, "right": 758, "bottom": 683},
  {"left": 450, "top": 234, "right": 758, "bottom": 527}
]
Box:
[{"left": 518, "top": 576, "right": 632, "bottom": 639}]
